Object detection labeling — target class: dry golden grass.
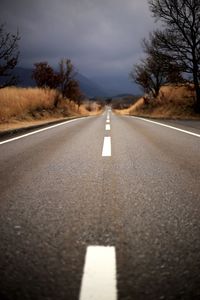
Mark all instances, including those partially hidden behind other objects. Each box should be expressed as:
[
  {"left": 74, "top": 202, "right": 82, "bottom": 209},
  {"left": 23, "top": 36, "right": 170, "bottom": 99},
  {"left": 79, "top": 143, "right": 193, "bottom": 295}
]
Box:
[
  {"left": 0, "top": 87, "right": 103, "bottom": 132},
  {"left": 81, "top": 101, "right": 103, "bottom": 116},
  {"left": 118, "top": 84, "right": 200, "bottom": 119},
  {"left": 0, "top": 87, "right": 61, "bottom": 121},
  {"left": 0, "top": 118, "right": 69, "bottom": 132},
  {"left": 0, "top": 87, "right": 102, "bottom": 130},
  {"left": 115, "top": 97, "right": 144, "bottom": 116},
  {"left": 58, "top": 99, "right": 102, "bottom": 117}
]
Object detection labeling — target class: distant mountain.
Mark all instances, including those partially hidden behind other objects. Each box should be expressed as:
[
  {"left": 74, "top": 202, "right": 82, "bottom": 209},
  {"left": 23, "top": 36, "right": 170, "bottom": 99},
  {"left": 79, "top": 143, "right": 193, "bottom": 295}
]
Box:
[
  {"left": 0, "top": 67, "right": 140, "bottom": 97},
  {"left": 111, "top": 93, "right": 137, "bottom": 99},
  {"left": 0, "top": 67, "right": 36, "bottom": 88},
  {"left": 91, "top": 74, "right": 140, "bottom": 96},
  {"left": 0, "top": 67, "right": 108, "bottom": 98},
  {"left": 76, "top": 73, "right": 107, "bottom": 97},
  {"left": 14, "top": 67, "right": 36, "bottom": 87}
]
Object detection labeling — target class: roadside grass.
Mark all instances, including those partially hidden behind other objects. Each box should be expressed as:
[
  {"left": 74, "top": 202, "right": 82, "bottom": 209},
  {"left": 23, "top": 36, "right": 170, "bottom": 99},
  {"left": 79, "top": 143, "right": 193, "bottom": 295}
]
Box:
[
  {"left": 0, "top": 87, "right": 102, "bottom": 130},
  {"left": 0, "top": 87, "right": 58, "bottom": 121},
  {"left": 116, "top": 84, "right": 200, "bottom": 119}
]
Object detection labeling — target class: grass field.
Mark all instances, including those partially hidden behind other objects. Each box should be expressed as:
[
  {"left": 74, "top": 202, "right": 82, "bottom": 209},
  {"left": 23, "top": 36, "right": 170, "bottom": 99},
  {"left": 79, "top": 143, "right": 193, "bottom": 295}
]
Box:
[
  {"left": 116, "top": 84, "right": 200, "bottom": 119},
  {"left": 0, "top": 87, "right": 102, "bottom": 131}
]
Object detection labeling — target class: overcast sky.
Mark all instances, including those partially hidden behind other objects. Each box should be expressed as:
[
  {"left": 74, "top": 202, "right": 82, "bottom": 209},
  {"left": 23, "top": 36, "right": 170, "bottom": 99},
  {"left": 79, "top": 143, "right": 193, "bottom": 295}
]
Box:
[{"left": 1, "top": 0, "right": 156, "bottom": 84}]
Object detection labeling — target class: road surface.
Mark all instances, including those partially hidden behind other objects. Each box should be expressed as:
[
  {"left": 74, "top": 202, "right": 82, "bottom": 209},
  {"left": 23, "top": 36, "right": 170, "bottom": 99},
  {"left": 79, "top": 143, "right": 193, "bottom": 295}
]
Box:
[{"left": 0, "top": 109, "right": 200, "bottom": 300}]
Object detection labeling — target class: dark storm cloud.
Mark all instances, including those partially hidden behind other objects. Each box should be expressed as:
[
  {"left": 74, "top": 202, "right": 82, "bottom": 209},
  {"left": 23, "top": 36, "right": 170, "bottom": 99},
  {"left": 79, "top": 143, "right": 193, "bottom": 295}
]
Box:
[{"left": 1, "top": 0, "right": 155, "bottom": 77}]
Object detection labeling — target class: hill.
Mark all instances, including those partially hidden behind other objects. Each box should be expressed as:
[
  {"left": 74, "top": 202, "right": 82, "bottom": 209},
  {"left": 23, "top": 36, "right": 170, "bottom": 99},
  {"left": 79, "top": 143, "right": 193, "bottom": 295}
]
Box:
[
  {"left": 91, "top": 74, "right": 140, "bottom": 96},
  {"left": 0, "top": 67, "right": 108, "bottom": 98},
  {"left": 116, "top": 84, "right": 200, "bottom": 119},
  {"left": 0, "top": 67, "right": 140, "bottom": 98},
  {"left": 76, "top": 73, "right": 107, "bottom": 97}
]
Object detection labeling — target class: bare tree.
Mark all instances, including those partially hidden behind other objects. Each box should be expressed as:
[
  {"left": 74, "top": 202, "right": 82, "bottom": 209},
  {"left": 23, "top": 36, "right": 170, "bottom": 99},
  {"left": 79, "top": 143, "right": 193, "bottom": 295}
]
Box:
[
  {"left": 32, "top": 62, "right": 60, "bottom": 89},
  {"left": 131, "top": 62, "right": 155, "bottom": 98},
  {"left": 130, "top": 32, "right": 184, "bottom": 98},
  {"left": 0, "top": 23, "right": 20, "bottom": 88},
  {"left": 131, "top": 58, "right": 167, "bottom": 99},
  {"left": 148, "top": 0, "right": 200, "bottom": 111},
  {"left": 59, "top": 59, "right": 77, "bottom": 98},
  {"left": 67, "top": 79, "right": 82, "bottom": 104},
  {"left": 58, "top": 58, "right": 84, "bottom": 105}
]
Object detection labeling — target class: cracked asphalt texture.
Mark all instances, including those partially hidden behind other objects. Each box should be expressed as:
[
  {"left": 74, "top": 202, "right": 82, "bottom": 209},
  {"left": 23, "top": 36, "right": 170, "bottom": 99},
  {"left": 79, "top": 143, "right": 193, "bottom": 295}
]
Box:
[{"left": 0, "top": 110, "right": 200, "bottom": 300}]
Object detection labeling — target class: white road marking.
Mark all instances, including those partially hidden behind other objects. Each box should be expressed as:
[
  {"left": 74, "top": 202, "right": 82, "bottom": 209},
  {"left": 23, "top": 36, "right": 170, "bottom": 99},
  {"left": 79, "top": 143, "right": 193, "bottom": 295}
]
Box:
[
  {"left": 106, "top": 124, "right": 111, "bottom": 131},
  {"left": 79, "top": 246, "right": 117, "bottom": 300},
  {"left": 0, "top": 117, "right": 87, "bottom": 145},
  {"left": 102, "top": 137, "right": 111, "bottom": 156},
  {"left": 134, "top": 117, "right": 200, "bottom": 138},
  {"left": 106, "top": 120, "right": 110, "bottom": 124}
]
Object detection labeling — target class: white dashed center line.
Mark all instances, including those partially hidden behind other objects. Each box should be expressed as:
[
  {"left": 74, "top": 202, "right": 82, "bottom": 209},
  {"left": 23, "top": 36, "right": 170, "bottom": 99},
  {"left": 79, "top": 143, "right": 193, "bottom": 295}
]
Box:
[
  {"left": 106, "top": 124, "right": 111, "bottom": 131},
  {"left": 102, "top": 110, "right": 112, "bottom": 157},
  {"left": 79, "top": 246, "right": 117, "bottom": 300},
  {"left": 102, "top": 136, "right": 111, "bottom": 156}
]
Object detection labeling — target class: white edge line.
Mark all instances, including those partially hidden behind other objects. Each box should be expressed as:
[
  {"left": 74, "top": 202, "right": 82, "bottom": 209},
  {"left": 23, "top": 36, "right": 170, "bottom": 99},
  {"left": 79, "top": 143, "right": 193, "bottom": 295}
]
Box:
[
  {"left": 79, "top": 246, "right": 117, "bottom": 300},
  {"left": 133, "top": 116, "right": 200, "bottom": 138},
  {"left": 0, "top": 117, "right": 87, "bottom": 145}
]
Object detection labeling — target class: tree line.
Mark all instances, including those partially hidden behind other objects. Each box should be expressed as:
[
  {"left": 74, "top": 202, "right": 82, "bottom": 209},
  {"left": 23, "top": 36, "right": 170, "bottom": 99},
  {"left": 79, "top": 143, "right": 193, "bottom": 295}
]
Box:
[
  {"left": 1, "top": 1, "right": 200, "bottom": 112},
  {"left": 130, "top": 0, "right": 200, "bottom": 112},
  {"left": 32, "top": 59, "right": 84, "bottom": 107},
  {"left": 0, "top": 23, "right": 20, "bottom": 87},
  {"left": 0, "top": 23, "right": 84, "bottom": 108}
]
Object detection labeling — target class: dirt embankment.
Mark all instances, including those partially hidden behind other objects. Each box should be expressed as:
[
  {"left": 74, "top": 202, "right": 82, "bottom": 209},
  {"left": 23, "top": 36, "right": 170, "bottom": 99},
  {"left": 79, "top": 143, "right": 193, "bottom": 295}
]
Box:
[
  {"left": 0, "top": 87, "right": 103, "bottom": 132},
  {"left": 116, "top": 84, "right": 200, "bottom": 119}
]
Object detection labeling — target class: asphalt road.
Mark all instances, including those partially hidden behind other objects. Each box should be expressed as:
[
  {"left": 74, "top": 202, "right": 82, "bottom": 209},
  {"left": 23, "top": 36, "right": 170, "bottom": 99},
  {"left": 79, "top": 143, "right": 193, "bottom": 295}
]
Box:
[{"left": 0, "top": 109, "right": 200, "bottom": 300}]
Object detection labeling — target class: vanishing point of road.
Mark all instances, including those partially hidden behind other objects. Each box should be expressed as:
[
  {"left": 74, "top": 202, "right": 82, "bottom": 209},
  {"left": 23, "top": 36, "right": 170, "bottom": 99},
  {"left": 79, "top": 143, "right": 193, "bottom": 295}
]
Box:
[{"left": 0, "top": 108, "right": 200, "bottom": 300}]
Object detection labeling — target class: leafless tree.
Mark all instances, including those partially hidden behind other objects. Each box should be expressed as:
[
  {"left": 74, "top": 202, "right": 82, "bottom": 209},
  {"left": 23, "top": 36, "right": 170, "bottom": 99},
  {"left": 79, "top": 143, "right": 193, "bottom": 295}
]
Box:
[
  {"left": 58, "top": 58, "right": 84, "bottom": 105},
  {"left": 148, "top": 0, "right": 200, "bottom": 111},
  {"left": 130, "top": 31, "right": 184, "bottom": 98},
  {"left": 32, "top": 62, "right": 60, "bottom": 89},
  {"left": 0, "top": 23, "right": 20, "bottom": 88},
  {"left": 59, "top": 59, "right": 77, "bottom": 98}
]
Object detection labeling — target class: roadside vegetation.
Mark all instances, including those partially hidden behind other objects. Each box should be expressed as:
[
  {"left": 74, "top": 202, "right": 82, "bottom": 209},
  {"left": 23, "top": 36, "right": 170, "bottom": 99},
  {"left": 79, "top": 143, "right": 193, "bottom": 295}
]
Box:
[
  {"left": 0, "top": 24, "right": 20, "bottom": 88},
  {"left": 0, "top": 24, "right": 103, "bottom": 131},
  {"left": 116, "top": 84, "right": 200, "bottom": 119},
  {"left": 1, "top": 1, "right": 200, "bottom": 122},
  {"left": 111, "top": 95, "right": 140, "bottom": 110},
  {"left": 118, "top": 0, "right": 200, "bottom": 119},
  {"left": 0, "top": 87, "right": 102, "bottom": 131}
]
